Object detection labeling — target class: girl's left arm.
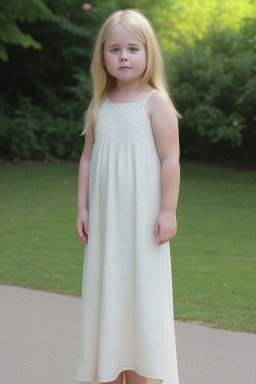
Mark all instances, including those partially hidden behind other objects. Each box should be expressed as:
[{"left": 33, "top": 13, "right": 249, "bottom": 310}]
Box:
[{"left": 151, "top": 92, "right": 180, "bottom": 245}]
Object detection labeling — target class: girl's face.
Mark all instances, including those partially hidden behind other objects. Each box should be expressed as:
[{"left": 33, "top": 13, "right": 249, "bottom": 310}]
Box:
[{"left": 102, "top": 22, "right": 147, "bottom": 85}]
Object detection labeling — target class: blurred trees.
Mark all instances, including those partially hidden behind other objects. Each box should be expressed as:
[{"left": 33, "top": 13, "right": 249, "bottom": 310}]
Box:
[
  {"left": 154, "top": 0, "right": 255, "bottom": 52},
  {"left": 169, "top": 18, "right": 256, "bottom": 164},
  {"left": 0, "top": 0, "right": 53, "bottom": 61},
  {"left": 0, "top": 0, "right": 255, "bottom": 164}
]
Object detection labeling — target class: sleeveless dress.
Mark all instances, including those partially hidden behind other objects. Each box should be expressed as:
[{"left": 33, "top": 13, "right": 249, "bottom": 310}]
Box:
[{"left": 75, "top": 89, "right": 179, "bottom": 384}]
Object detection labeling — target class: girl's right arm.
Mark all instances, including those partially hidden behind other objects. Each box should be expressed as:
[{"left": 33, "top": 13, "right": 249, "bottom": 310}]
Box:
[{"left": 76, "top": 131, "right": 94, "bottom": 243}]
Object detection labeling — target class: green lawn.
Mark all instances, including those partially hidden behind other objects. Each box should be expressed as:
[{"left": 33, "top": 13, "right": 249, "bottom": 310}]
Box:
[{"left": 0, "top": 161, "right": 255, "bottom": 333}]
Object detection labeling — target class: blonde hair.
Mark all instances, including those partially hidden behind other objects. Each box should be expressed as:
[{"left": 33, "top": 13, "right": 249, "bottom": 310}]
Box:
[{"left": 82, "top": 8, "right": 182, "bottom": 142}]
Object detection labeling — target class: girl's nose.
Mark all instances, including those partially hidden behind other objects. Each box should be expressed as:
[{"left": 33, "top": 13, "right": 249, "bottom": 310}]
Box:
[{"left": 120, "top": 50, "right": 128, "bottom": 61}]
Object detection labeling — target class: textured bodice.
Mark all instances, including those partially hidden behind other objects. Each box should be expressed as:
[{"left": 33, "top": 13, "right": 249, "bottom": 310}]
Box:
[{"left": 95, "top": 90, "right": 158, "bottom": 152}]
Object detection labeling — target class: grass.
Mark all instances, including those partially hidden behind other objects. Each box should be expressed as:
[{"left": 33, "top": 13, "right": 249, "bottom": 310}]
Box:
[{"left": 0, "top": 161, "right": 255, "bottom": 333}]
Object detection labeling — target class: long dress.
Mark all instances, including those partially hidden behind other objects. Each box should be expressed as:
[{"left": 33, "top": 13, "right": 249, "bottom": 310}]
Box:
[{"left": 75, "top": 89, "right": 179, "bottom": 384}]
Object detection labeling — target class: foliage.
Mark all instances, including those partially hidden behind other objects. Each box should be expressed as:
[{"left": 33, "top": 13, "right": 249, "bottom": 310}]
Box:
[
  {"left": 154, "top": 0, "right": 256, "bottom": 53},
  {"left": 0, "top": 95, "right": 84, "bottom": 162},
  {"left": 0, "top": 0, "right": 53, "bottom": 61},
  {"left": 0, "top": 0, "right": 255, "bottom": 164},
  {"left": 168, "top": 18, "right": 256, "bottom": 163}
]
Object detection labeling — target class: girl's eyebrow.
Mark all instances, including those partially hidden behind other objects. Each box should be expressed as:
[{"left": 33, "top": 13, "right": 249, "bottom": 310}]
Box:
[{"left": 107, "top": 43, "right": 141, "bottom": 48}]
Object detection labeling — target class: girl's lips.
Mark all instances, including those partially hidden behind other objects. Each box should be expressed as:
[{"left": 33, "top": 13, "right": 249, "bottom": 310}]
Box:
[{"left": 119, "top": 67, "right": 131, "bottom": 69}]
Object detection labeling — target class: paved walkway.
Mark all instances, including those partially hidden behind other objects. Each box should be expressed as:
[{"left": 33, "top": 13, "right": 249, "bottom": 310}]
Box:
[{"left": 0, "top": 284, "right": 255, "bottom": 384}]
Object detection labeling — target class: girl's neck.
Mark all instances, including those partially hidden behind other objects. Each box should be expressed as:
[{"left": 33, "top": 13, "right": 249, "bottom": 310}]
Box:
[
  {"left": 108, "top": 85, "right": 155, "bottom": 104},
  {"left": 110, "top": 82, "right": 153, "bottom": 98},
  {"left": 113, "top": 76, "right": 149, "bottom": 93}
]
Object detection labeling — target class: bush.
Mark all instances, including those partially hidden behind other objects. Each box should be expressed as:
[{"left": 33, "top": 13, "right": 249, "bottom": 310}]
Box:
[
  {"left": 0, "top": 94, "right": 84, "bottom": 162},
  {"left": 169, "top": 18, "right": 256, "bottom": 163}
]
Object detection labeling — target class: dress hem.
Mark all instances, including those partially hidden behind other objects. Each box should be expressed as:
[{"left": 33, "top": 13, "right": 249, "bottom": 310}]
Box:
[{"left": 75, "top": 366, "right": 167, "bottom": 383}]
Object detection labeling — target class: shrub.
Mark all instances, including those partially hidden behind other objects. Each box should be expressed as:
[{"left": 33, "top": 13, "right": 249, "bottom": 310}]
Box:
[
  {"left": 0, "top": 94, "right": 84, "bottom": 162},
  {"left": 169, "top": 19, "right": 256, "bottom": 163}
]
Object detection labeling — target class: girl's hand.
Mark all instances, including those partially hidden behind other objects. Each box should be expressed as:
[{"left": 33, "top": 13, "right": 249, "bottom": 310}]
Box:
[
  {"left": 76, "top": 209, "right": 89, "bottom": 244},
  {"left": 154, "top": 210, "right": 177, "bottom": 245}
]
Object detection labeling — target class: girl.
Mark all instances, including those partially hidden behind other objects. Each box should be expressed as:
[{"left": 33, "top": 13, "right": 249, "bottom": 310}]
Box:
[{"left": 75, "top": 8, "right": 181, "bottom": 384}]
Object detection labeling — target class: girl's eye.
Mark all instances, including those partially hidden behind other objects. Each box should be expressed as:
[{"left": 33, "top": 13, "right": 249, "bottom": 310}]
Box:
[{"left": 111, "top": 47, "right": 138, "bottom": 53}]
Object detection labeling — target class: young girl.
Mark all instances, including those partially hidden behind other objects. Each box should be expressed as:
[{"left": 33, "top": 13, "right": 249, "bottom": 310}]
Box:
[{"left": 75, "top": 8, "right": 181, "bottom": 384}]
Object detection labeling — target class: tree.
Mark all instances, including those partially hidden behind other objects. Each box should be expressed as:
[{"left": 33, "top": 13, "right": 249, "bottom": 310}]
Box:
[
  {"left": 153, "top": 0, "right": 256, "bottom": 53},
  {"left": 0, "top": 0, "right": 53, "bottom": 61}
]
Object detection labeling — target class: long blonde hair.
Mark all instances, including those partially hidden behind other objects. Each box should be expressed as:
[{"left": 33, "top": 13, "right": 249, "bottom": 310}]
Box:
[{"left": 82, "top": 8, "right": 182, "bottom": 142}]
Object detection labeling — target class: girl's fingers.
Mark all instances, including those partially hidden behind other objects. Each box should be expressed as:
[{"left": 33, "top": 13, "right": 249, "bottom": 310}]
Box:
[
  {"left": 157, "top": 232, "right": 164, "bottom": 244},
  {"left": 80, "top": 233, "right": 88, "bottom": 243},
  {"left": 158, "top": 231, "right": 176, "bottom": 245},
  {"left": 76, "top": 223, "right": 88, "bottom": 243}
]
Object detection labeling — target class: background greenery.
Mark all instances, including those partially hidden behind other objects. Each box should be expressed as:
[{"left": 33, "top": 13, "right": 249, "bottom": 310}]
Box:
[
  {"left": 0, "top": 162, "right": 255, "bottom": 333},
  {"left": 0, "top": 1, "right": 255, "bottom": 333},
  {"left": 0, "top": 0, "right": 255, "bottom": 164}
]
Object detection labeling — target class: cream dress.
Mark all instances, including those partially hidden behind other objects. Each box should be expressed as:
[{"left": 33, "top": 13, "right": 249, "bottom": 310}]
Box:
[{"left": 75, "top": 89, "right": 179, "bottom": 384}]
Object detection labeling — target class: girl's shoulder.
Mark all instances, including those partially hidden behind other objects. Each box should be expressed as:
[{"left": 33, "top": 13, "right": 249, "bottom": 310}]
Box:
[
  {"left": 145, "top": 89, "right": 172, "bottom": 123},
  {"left": 146, "top": 89, "right": 168, "bottom": 102},
  {"left": 146, "top": 89, "right": 174, "bottom": 111}
]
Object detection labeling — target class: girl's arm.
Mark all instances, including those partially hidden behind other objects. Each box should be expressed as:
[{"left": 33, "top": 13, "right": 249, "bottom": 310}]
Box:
[
  {"left": 150, "top": 92, "right": 180, "bottom": 245},
  {"left": 76, "top": 132, "right": 94, "bottom": 243}
]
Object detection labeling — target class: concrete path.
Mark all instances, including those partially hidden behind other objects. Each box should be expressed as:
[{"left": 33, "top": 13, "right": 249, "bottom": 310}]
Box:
[{"left": 0, "top": 284, "right": 255, "bottom": 384}]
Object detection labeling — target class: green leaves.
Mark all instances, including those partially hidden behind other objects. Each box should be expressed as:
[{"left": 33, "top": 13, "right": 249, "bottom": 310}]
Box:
[
  {"left": 0, "top": 95, "right": 84, "bottom": 163},
  {"left": 0, "top": 0, "right": 53, "bottom": 61},
  {"left": 53, "top": 15, "right": 91, "bottom": 37},
  {"left": 0, "top": 0, "right": 255, "bottom": 164},
  {"left": 154, "top": 0, "right": 256, "bottom": 54},
  {"left": 0, "top": 0, "right": 53, "bottom": 23},
  {"left": 168, "top": 19, "right": 256, "bottom": 162}
]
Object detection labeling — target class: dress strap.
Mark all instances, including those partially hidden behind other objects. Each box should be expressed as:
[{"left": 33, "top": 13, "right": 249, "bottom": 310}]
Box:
[{"left": 142, "top": 89, "right": 158, "bottom": 105}]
